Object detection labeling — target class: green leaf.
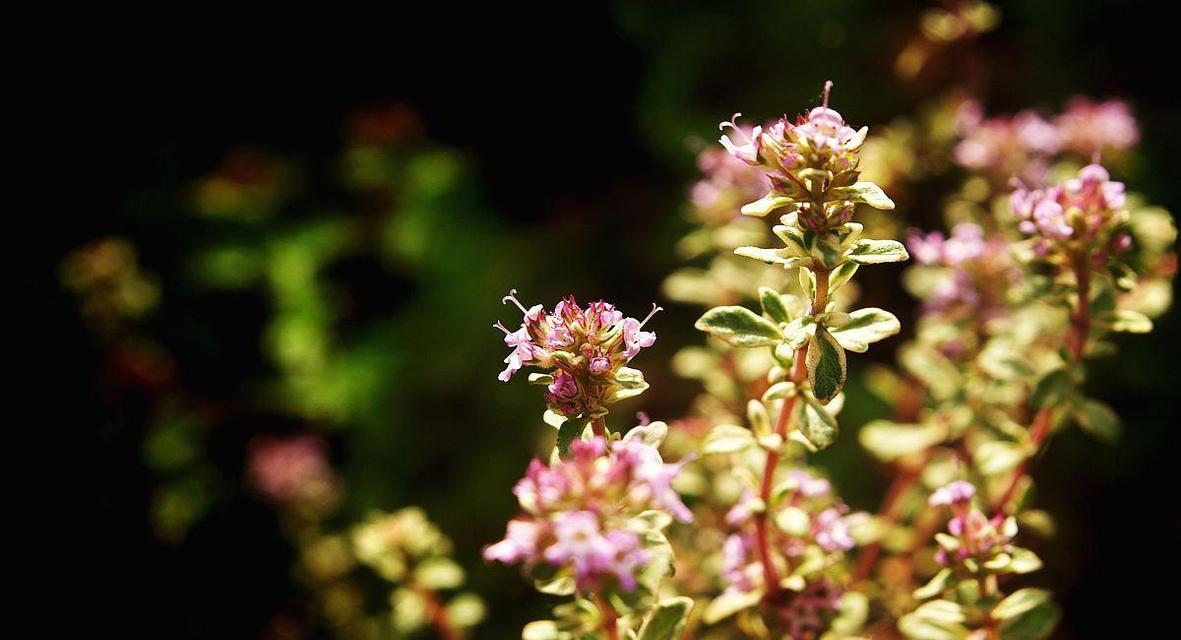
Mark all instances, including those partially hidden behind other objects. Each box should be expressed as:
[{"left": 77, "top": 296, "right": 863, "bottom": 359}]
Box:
[
  {"left": 846, "top": 239, "right": 909, "bottom": 264},
  {"left": 759, "top": 287, "right": 792, "bottom": 323},
  {"left": 860, "top": 420, "right": 944, "bottom": 462},
  {"left": 703, "top": 424, "right": 756, "bottom": 454},
  {"left": 829, "top": 307, "right": 901, "bottom": 353},
  {"left": 913, "top": 568, "right": 953, "bottom": 600},
  {"left": 781, "top": 316, "right": 816, "bottom": 350},
  {"left": 806, "top": 326, "right": 846, "bottom": 405},
  {"left": 527, "top": 372, "right": 554, "bottom": 386},
  {"left": 609, "top": 367, "right": 649, "bottom": 403},
  {"left": 974, "top": 440, "right": 1028, "bottom": 476},
  {"left": 1106, "top": 308, "right": 1153, "bottom": 333},
  {"left": 740, "top": 192, "right": 794, "bottom": 217},
  {"left": 556, "top": 416, "right": 589, "bottom": 459},
  {"left": 734, "top": 245, "right": 809, "bottom": 268},
  {"left": 1072, "top": 398, "right": 1121, "bottom": 444},
  {"left": 762, "top": 381, "right": 798, "bottom": 401},
  {"left": 832, "top": 181, "right": 896, "bottom": 210},
  {"left": 1007, "top": 547, "right": 1043, "bottom": 574},
  {"left": 898, "top": 600, "right": 968, "bottom": 640},
  {"left": 800, "top": 398, "right": 839, "bottom": 449},
  {"left": 533, "top": 574, "right": 576, "bottom": 596},
  {"left": 521, "top": 620, "right": 562, "bottom": 640},
  {"left": 695, "top": 306, "right": 782, "bottom": 347},
  {"left": 1030, "top": 368, "right": 1073, "bottom": 408},
  {"left": 445, "top": 593, "right": 486, "bottom": 628},
  {"left": 414, "top": 557, "right": 465, "bottom": 589},
  {"left": 992, "top": 589, "right": 1052, "bottom": 622},
  {"left": 773, "top": 506, "right": 810, "bottom": 536},
  {"left": 999, "top": 600, "right": 1060, "bottom": 640},
  {"left": 829, "top": 260, "right": 859, "bottom": 292},
  {"left": 624, "top": 421, "right": 669, "bottom": 448},
  {"left": 702, "top": 589, "right": 762, "bottom": 624},
  {"left": 543, "top": 410, "right": 567, "bottom": 429},
  {"left": 637, "top": 597, "right": 693, "bottom": 640}
]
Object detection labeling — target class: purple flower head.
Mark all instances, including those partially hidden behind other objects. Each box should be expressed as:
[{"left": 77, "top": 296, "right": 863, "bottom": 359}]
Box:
[
  {"left": 248, "top": 435, "right": 340, "bottom": 508},
  {"left": 622, "top": 304, "right": 662, "bottom": 360},
  {"left": 719, "top": 113, "right": 764, "bottom": 165},
  {"left": 484, "top": 518, "right": 543, "bottom": 564},
  {"left": 725, "top": 489, "right": 758, "bottom": 527},
  {"left": 785, "top": 469, "right": 832, "bottom": 499},
  {"left": 909, "top": 229, "right": 946, "bottom": 265},
  {"left": 721, "top": 533, "right": 757, "bottom": 593},
  {"left": 813, "top": 508, "right": 855, "bottom": 552},
  {"left": 1056, "top": 97, "right": 1139, "bottom": 154},
  {"left": 929, "top": 480, "right": 976, "bottom": 508},
  {"left": 542, "top": 511, "right": 648, "bottom": 591},
  {"left": 615, "top": 439, "right": 693, "bottom": 523}
]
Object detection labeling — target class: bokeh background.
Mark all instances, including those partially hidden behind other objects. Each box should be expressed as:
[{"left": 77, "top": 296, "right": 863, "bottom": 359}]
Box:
[{"left": 44, "top": 1, "right": 1178, "bottom": 637}]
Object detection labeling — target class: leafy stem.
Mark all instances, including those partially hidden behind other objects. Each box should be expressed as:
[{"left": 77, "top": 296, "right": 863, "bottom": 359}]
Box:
[
  {"left": 993, "top": 258, "right": 1091, "bottom": 516},
  {"left": 755, "top": 268, "right": 829, "bottom": 602}
]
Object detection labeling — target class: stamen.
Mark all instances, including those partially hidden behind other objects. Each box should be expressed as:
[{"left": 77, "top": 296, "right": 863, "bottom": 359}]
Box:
[
  {"left": 822, "top": 80, "right": 833, "bottom": 108},
  {"left": 639, "top": 303, "right": 663, "bottom": 328},
  {"left": 1091, "top": 151, "right": 1101, "bottom": 165},
  {"left": 719, "top": 112, "right": 743, "bottom": 131},
  {"left": 501, "top": 288, "right": 528, "bottom": 314},
  {"left": 493, "top": 321, "right": 511, "bottom": 334}
]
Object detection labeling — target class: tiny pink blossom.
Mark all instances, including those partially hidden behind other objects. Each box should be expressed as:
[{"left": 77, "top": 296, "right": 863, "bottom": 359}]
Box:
[{"left": 929, "top": 480, "right": 976, "bottom": 507}]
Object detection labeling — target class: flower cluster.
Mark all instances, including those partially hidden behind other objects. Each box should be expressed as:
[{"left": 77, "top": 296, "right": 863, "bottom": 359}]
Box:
[
  {"left": 691, "top": 142, "right": 771, "bottom": 226},
  {"left": 721, "top": 470, "right": 865, "bottom": 594},
  {"left": 495, "top": 290, "right": 659, "bottom": 418},
  {"left": 954, "top": 97, "right": 1139, "bottom": 183},
  {"left": 1054, "top": 97, "right": 1139, "bottom": 156},
  {"left": 954, "top": 103, "right": 1060, "bottom": 177},
  {"left": 1010, "top": 162, "right": 1130, "bottom": 259},
  {"left": 907, "top": 223, "right": 1016, "bottom": 323},
  {"left": 720, "top": 84, "right": 876, "bottom": 230},
  {"left": 485, "top": 432, "right": 690, "bottom": 593},
  {"left": 248, "top": 435, "right": 341, "bottom": 511},
  {"left": 921, "top": 481, "right": 1039, "bottom": 585}
]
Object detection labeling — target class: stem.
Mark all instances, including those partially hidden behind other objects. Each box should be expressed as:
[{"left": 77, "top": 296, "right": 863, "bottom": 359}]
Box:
[
  {"left": 421, "top": 587, "right": 462, "bottom": 640},
  {"left": 596, "top": 593, "right": 620, "bottom": 640},
  {"left": 992, "top": 258, "right": 1090, "bottom": 516},
  {"left": 591, "top": 416, "right": 607, "bottom": 437},
  {"left": 754, "top": 268, "right": 829, "bottom": 601},
  {"left": 851, "top": 457, "right": 927, "bottom": 583}
]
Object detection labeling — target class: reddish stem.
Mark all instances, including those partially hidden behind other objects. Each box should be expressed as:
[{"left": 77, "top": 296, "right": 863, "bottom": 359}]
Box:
[
  {"left": 422, "top": 588, "right": 461, "bottom": 640},
  {"left": 754, "top": 269, "right": 829, "bottom": 601},
  {"left": 596, "top": 593, "right": 620, "bottom": 640},
  {"left": 591, "top": 416, "right": 607, "bottom": 437},
  {"left": 992, "top": 258, "right": 1090, "bottom": 516},
  {"left": 851, "top": 459, "right": 926, "bottom": 583}
]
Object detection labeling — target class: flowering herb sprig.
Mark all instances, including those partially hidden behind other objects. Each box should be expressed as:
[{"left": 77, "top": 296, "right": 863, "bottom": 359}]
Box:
[
  {"left": 490, "top": 293, "right": 694, "bottom": 640},
  {"left": 692, "top": 82, "right": 905, "bottom": 635},
  {"left": 496, "top": 290, "right": 660, "bottom": 456},
  {"left": 851, "top": 85, "right": 1173, "bottom": 640},
  {"left": 897, "top": 481, "right": 1054, "bottom": 640}
]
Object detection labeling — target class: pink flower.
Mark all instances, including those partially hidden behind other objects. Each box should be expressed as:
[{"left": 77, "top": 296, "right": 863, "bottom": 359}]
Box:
[
  {"left": 248, "top": 435, "right": 339, "bottom": 509},
  {"left": 813, "top": 508, "right": 855, "bottom": 552},
  {"left": 615, "top": 440, "right": 693, "bottom": 523},
  {"left": 785, "top": 469, "right": 832, "bottom": 499},
  {"left": 622, "top": 304, "right": 661, "bottom": 360},
  {"left": 721, "top": 533, "right": 756, "bottom": 593},
  {"left": 543, "top": 511, "right": 649, "bottom": 591},
  {"left": 719, "top": 114, "right": 764, "bottom": 165},
  {"left": 1055, "top": 97, "right": 1139, "bottom": 154},
  {"left": 484, "top": 519, "right": 543, "bottom": 564},
  {"left": 929, "top": 480, "right": 976, "bottom": 507}
]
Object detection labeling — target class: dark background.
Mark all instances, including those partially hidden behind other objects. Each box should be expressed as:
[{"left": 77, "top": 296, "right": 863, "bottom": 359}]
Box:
[{"left": 39, "top": 1, "right": 1178, "bottom": 637}]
